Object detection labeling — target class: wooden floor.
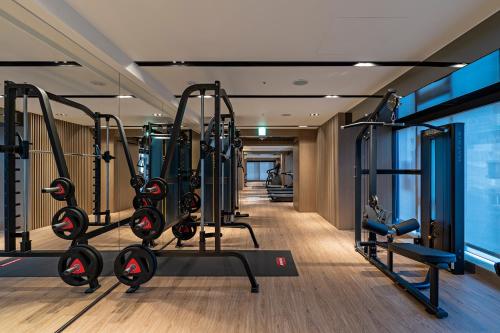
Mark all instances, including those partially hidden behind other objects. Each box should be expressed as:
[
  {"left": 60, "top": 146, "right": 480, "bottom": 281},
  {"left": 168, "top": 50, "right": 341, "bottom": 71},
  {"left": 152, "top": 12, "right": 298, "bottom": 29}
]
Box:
[{"left": 0, "top": 187, "right": 499, "bottom": 333}]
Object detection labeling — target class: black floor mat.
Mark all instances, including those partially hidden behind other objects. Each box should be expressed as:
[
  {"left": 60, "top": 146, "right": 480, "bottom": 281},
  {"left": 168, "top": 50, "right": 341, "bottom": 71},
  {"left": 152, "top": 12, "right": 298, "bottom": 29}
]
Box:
[{"left": 0, "top": 250, "right": 298, "bottom": 277}]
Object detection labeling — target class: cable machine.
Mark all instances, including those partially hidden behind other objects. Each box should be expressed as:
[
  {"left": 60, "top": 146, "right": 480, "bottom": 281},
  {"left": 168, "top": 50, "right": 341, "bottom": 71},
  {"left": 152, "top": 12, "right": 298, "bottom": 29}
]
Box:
[{"left": 343, "top": 89, "right": 464, "bottom": 317}]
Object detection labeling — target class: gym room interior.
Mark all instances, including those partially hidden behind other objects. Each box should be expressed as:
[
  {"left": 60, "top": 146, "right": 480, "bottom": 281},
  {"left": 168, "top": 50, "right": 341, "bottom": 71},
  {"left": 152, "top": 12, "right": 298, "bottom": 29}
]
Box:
[{"left": 0, "top": 1, "right": 499, "bottom": 332}]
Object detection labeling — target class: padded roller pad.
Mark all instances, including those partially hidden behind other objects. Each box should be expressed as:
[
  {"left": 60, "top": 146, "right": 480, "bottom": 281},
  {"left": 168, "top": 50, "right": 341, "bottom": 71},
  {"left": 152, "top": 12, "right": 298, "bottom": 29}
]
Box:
[
  {"left": 362, "top": 220, "right": 389, "bottom": 236},
  {"left": 393, "top": 219, "right": 420, "bottom": 236},
  {"left": 389, "top": 243, "right": 456, "bottom": 264}
]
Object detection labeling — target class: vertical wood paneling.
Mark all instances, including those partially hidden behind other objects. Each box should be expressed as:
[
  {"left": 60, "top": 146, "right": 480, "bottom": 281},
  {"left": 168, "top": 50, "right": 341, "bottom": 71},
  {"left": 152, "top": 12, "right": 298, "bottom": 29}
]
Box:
[
  {"left": 28, "top": 113, "right": 94, "bottom": 230},
  {"left": 315, "top": 113, "right": 355, "bottom": 229},
  {"left": 293, "top": 130, "right": 317, "bottom": 212}
]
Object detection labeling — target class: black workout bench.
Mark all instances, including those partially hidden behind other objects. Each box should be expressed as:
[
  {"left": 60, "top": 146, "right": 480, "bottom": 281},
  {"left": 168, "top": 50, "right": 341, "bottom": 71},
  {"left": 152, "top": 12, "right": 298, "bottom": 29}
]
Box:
[{"left": 387, "top": 242, "right": 456, "bottom": 318}]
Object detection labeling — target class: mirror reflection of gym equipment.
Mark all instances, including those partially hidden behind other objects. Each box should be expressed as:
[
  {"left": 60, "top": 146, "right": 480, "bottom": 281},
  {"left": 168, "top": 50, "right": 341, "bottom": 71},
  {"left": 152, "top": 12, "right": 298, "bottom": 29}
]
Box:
[{"left": 0, "top": 2, "right": 498, "bottom": 332}]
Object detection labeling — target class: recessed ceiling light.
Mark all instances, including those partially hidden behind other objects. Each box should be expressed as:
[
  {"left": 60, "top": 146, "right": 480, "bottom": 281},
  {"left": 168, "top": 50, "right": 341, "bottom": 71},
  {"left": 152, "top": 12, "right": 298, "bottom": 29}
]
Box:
[
  {"left": 197, "top": 95, "right": 213, "bottom": 99},
  {"left": 354, "top": 62, "right": 376, "bottom": 67},
  {"left": 450, "top": 63, "right": 467, "bottom": 68},
  {"left": 153, "top": 113, "right": 162, "bottom": 117},
  {"left": 298, "top": 125, "right": 308, "bottom": 128},
  {"left": 281, "top": 113, "right": 292, "bottom": 117},
  {"left": 310, "top": 113, "right": 320, "bottom": 117},
  {"left": 293, "top": 79, "right": 308, "bottom": 86},
  {"left": 55, "top": 113, "right": 67, "bottom": 117},
  {"left": 55, "top": 61, "right": 77, "bottom": 67},
  {"left": 325, "top": 95, "right": 339, "bottom": 98},
  {"left": 117, "top": 95, "right": 134, "bottom": 99},
  {"left": 90, "top": 80, "right": 106, "bottom": 86}
]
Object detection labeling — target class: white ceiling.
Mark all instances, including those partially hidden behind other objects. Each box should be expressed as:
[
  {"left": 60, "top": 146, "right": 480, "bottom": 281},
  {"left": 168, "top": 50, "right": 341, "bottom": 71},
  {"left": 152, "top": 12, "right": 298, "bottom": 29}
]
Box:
[
  {"left": 0, "top": 67, "right": 119, "bottom": 95},
  {"left": 64, "top": 0, "right": 499, "bottom": 61},
  {"left": 0, "top": 15, "right": 71, "bottom": 61},
  {"left": 2, "top": 0, "right": 499, "bottom": 127},
  {"left": 19, "top": 97, "right": 169, "bottom": 127}
]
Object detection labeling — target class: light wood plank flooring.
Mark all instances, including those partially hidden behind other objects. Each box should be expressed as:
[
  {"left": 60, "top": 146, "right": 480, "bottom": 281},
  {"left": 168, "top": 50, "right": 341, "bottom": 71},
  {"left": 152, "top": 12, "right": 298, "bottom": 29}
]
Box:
[{"left": 0, "top": 187, "right": 498, "bottom": 333}]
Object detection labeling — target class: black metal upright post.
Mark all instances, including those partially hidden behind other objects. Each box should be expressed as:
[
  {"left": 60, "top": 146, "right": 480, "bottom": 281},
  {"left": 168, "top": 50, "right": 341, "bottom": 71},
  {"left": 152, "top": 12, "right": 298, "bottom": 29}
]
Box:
[
  {"left": 450, "top": 123, "right": 464, "bottom": 274},
  {"left": 367, "top": 125, "right": 378, "bottom": 258},
  {"left": 3, "top": 84, "right": 17, "bottom": 252},
  {"left": 214, "top": 81, "right": 222, "bottom": 251},
  {"left": 229, "top": 119, "right": 236, "bottom": 216},
  {"left": 369, "top": 125, "right": 377, "bottom": 199},
  {"left": 37, "top": 89, "right": 77, "bottom": 207},
  {"left": 93, "top": 113, "right": 102, "bottom": 224},
  {"left": 421, "top": 124, "right": 464, "bottom": 274},
  {"left": 354, "top": 136, "right": 362, "bottom": 245}
]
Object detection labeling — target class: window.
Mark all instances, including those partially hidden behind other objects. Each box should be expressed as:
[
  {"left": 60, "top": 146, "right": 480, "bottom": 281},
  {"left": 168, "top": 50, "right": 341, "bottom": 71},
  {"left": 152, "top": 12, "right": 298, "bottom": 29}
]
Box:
[
  {"left": 246, "top": 161, "right": 275, "bottom": 181},
  {"left": 396, "top": 101, "right": 500, "bottom": 267}
]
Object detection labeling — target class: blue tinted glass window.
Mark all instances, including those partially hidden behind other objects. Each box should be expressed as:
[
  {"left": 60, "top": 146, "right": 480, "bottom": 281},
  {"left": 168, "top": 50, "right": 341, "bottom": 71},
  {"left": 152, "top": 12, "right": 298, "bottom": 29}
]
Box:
[
  {"left": 396, "top": 126, "right": 420, "bottom": 223},
  {"left": 247, "top": 161, "right": 274, "bottom": 181},
  {"left": 397, "top": 101, "right": 500, "bottom": 260}
]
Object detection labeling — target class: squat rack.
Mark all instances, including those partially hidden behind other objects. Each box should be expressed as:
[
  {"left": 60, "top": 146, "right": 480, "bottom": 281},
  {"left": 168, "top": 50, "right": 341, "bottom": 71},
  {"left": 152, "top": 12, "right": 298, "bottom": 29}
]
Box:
[
  {"left": 130, "top": 82, "right": 259, "bottom": 292},
  {"left": 1, "top": 81, "right": 141, "bottom": 256}
]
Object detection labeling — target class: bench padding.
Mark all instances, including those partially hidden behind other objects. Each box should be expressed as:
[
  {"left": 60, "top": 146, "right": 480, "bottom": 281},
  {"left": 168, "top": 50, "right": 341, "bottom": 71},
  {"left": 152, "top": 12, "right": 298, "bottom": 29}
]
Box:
[{"left": 388, "top": 243, "right": 456, "bottom": 264}]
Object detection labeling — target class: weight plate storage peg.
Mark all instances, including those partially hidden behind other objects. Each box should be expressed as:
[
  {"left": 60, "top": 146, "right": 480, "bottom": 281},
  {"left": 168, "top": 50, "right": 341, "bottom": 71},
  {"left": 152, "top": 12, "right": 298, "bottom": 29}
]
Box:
[
  {"left": 130, "top": 206, "right": 165, "bottom": 241},
  {"left": 133, "top": 195, "right": 153, "bottom": 209},
  {"left": 114, "top": 245, "right": 157, "bottom": 288},
  {"left": 144, "top": 177, "right": 168, "bottom": 201},
  {"left": 52, "top": 206, "right": 89, "bottom": 240},
  {"left": 58, "top": 244, "right": 103, "bottom": 289}
]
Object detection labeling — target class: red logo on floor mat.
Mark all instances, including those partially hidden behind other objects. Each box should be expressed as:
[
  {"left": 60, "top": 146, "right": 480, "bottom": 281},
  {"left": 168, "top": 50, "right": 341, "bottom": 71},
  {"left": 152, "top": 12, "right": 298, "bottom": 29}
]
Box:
[{"left": 276, "top": 257, "right": 287, "bottom": 267}]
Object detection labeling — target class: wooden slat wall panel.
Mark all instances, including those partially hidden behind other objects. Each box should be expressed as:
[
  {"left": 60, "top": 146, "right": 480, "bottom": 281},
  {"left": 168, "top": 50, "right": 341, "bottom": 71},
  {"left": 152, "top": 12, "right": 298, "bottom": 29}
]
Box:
[{"left": 29, "top": 113, "right": 94, "bottom": 230}]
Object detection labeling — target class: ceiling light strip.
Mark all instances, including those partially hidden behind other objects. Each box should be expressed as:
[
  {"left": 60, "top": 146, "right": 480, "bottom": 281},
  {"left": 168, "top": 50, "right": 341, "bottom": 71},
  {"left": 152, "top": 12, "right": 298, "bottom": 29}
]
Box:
[
  {"left": 0, "top": 94, "right": 136, "bottom": 99},
  {"left": 174, "top": 94, "right": 383, "bottom": 98},
  {"left": 136, "top": 61, "right": 468, "bottom": 68},
  {"left": 0, "top": 61, "right": 81, "bottom": 67}
]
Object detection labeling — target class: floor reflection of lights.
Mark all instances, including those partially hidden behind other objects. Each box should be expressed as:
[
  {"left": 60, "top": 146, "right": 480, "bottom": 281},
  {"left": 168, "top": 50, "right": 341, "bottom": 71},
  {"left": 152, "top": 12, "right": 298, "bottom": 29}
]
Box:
[{"left": 243, "top": 196, "right": 268, "bottom": 202}]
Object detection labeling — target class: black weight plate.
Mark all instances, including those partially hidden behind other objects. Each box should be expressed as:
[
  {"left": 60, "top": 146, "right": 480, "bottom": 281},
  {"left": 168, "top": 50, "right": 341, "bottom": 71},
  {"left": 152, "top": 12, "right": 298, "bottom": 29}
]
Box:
[
  {"left": 58, "top": 244, "right": 102, "bottom": 286},
  {"left": 190, "top": 175, "right": 201, "bottom": 189},
  {"left": 52, "top": 206, "right": 88, "bottom": 240},
  {"left": 145, "top": 178, "right": 168, "bottom": 201},
  {"left": 233, "top": 137, "right": 243, "bottom": 148},
  {"left": 190, "top": 193, "right": 201, "bottom": 213},
  {"left": 130, "top": 206, "right": 165, "bottom": 241},
  {"left": 77, "top": 244, "right": 104, "bottom": 277},
  {"left": 114, "top": 245, "right": 157, "bottom": 287},
  {"left": 50, "top": 177, "right": 74, "bottom": 201},
  {"left": 181, "top": 192, "right": 201, "bottom": 214},
  {"left": 133, "top": 195, "right": 153, "bottom": 209},
  {"left": 130, "top": 174, "right": 146, "bottom": 189},
  {"left": 172, "top": 222, "right": 197, "bottom": 241},
  {"left": 72, "top": 206, "right": 89, "bottom": 235}
]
